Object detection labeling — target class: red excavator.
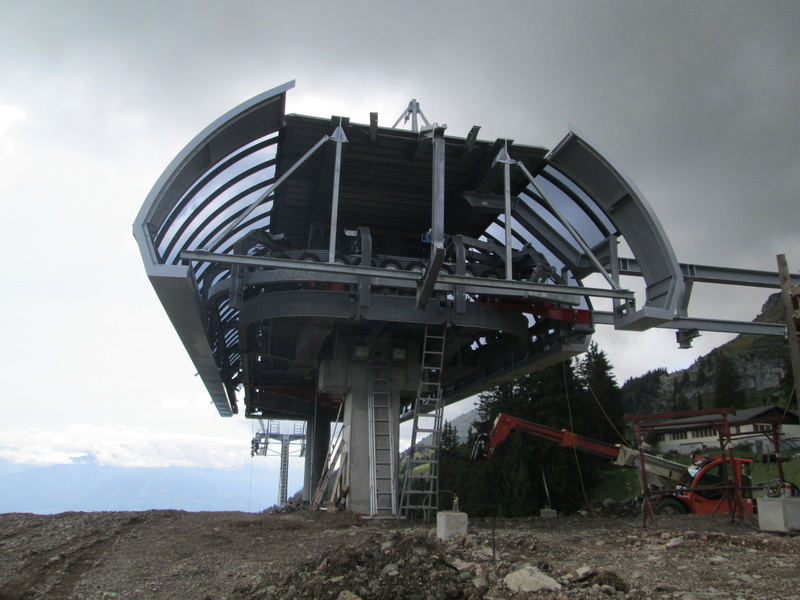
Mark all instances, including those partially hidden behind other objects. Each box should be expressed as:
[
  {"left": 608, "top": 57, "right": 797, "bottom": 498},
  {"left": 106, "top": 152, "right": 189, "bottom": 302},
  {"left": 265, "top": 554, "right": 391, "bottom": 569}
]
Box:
[{"left": 474, "top": 413, "right": 757, "bottom": 516}]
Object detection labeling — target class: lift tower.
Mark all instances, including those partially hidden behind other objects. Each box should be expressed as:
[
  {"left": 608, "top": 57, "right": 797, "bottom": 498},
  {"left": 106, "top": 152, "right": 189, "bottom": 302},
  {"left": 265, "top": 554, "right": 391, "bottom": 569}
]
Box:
[{"left": 135, "top": 82, "right": 798, "bottom": 516}]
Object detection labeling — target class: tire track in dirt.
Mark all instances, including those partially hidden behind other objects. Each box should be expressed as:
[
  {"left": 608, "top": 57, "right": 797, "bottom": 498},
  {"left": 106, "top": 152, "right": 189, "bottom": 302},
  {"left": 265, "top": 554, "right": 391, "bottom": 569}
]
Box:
[{"left": 0, "top": 512, "right": 146, "bottom": 600}]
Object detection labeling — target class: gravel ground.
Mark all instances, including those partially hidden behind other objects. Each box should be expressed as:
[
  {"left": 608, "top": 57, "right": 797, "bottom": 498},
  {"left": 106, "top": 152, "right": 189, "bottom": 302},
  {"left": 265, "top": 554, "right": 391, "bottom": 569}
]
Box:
[{"left": 1, "top": 509, "right": 798, "bottom": 600}]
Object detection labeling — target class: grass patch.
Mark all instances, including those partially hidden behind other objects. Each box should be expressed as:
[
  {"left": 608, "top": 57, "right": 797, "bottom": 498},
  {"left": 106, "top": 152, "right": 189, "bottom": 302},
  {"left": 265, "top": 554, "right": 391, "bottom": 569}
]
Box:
[{"left": 588, "top": 465, "right": 642, "bottom": 503}]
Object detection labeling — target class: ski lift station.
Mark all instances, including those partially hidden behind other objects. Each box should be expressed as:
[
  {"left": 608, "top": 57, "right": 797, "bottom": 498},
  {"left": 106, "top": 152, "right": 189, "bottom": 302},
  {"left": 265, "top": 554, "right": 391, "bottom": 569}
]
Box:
[{"left": 134, "top": 81, "right": 796, "bottom": 517}]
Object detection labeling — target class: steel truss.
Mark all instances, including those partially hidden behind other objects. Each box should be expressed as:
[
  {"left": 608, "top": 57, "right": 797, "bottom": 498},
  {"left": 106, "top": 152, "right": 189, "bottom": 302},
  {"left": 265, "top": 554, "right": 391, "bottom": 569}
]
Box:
[{"left": 135, "top": 82, "right": 798, "bottom": 515}]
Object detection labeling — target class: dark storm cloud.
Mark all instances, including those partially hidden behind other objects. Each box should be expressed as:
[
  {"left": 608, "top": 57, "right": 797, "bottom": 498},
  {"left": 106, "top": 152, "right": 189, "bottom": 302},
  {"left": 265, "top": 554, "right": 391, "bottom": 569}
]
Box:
[{"left": 1, "top": 0, "right": 797, "bottom": 384}]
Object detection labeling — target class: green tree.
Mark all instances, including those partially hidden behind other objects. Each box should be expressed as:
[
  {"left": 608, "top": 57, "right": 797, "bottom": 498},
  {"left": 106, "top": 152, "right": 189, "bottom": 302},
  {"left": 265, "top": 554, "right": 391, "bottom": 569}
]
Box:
[
  {"left": 621, "top": 368, "right": 667, "bottom": 414},
  {"left": 440, "top": 420, "right": 459, "bottom": 452},
  {"left": 680, "top": 371, "right": 690, "bottom": 390},
  {"left": 778, "top": 357, "right": 796, "bottom": 408},
  {"left": 576, "top": 342, "right": 625, "bottom": 443},
  {"left": 469, "top": 351, "right": 618, "bottom": 516},
  {"left": 713, "top": 352, "right": 746, "bottom": 409},
  {"left": 673, "top": 392, "right": 690, "bottom": 412},
  {"left": 437, "top": 420, "right": 463, "bottom": 511}
]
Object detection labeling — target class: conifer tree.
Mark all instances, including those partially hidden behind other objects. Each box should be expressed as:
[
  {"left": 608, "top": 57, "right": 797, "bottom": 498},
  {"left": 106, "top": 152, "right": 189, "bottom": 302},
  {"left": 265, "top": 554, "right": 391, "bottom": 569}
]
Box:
[
  {"left": 439, "top": 343, "right": 627, "bottom": 517},
  {"left": 674, "top": 392, "right": 690, "bottom": 412},
  {"left": 437, "top": 420, "right": 465, "bottom": 511},
  {"left": 778, "top": 357, "right": 796, "bottom": 407},
  {"left": 440, "top": 420, "right": 459, "bottom": 452},
  {"left": 576, "top": 342, "right": 625, "bottom": 442},
  {"left": 713, "top": 352, "right": 746, "bottom": 409}
]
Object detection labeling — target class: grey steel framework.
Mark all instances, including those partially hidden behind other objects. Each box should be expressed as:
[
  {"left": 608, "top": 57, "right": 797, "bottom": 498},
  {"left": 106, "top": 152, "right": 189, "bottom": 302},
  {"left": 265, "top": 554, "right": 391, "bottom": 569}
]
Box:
[
  {"left": 134, "top": 81, "right": 797, "bottom": 514},
  {"left": 251, "top": 420, "right": 305, "bottom": 507}
]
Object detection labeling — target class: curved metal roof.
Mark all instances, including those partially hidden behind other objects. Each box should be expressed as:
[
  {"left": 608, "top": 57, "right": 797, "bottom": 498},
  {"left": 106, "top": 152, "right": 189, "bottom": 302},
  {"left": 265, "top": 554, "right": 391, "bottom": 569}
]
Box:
[{"left": 134, "top": 82, "right": 684, "bottom": 418}]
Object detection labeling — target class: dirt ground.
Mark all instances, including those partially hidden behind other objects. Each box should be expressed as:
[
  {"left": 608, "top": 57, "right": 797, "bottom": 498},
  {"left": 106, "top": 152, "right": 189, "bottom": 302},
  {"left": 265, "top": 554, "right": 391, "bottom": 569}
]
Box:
[{"left": 1, "top": 508, "right": 799, "bottom": 600}]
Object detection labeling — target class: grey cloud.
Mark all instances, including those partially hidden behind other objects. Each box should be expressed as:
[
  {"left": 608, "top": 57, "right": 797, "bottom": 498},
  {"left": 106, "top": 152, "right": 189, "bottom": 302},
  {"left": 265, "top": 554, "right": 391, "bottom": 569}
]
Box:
[{"left": 1, "top": 0, "right": 797, "bottom": 394}]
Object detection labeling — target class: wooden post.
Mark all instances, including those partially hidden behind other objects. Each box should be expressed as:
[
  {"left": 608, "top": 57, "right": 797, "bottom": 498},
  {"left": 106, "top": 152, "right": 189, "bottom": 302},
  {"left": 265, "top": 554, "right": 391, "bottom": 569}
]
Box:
[{"left": 777, "top": 254, "right": 800, "bottom": 416}]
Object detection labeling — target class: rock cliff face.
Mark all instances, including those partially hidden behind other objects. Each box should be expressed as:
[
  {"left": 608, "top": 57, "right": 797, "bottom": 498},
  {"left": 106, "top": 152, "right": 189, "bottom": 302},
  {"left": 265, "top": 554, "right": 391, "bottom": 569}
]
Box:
[
  {"left": 658, "top": 354, "right": 784, "bottom": 398},
  {"left": 738, "top": 356, "right": 785, "bottom": 390},
  {"left": 622, "top": 293, "right": 790, "bottom": 413}
]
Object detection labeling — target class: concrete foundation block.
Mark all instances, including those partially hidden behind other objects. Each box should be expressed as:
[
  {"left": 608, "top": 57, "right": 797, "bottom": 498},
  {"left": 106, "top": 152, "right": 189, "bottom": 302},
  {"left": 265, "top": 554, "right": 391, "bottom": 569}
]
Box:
[
  {"left": 539, "top": 508, "right": 558, "bottom": 518},
  {"left": 757, "top": 497, "right": 800, "bottom": 532},
  {"left": 437, "top": 511, "right": 468, "bottom": 540}
]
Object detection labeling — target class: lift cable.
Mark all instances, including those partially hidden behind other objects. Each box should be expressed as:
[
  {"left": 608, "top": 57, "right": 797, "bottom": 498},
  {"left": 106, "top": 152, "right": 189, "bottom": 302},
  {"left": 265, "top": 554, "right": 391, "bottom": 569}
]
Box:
[
  {"left": 780, "top": 384, "right": 797, "bottom": 424},
  {"left": 563, "top": 361, "right": 590, "bottom": 508},
  {"left": 581, "top": 376, "right": 632, "bottom": 449}
]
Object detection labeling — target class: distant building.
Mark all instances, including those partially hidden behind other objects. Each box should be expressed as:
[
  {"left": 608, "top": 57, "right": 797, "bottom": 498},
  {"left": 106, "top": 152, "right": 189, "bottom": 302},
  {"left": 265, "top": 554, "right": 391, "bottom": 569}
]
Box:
[{"left": 649, "top": 406, "right": 800, "bottom": 455}]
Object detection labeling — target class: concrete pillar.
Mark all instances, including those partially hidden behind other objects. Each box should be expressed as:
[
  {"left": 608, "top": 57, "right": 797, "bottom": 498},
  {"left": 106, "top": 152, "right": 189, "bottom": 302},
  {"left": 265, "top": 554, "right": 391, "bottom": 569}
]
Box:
[
  {"left": 343, "top": 362, "right": 371, "bottom": 514},
  {"left": 342, "top": 367, "right": 402, "bottom": 515},
  {"left": 318, "top": 335, "right": 416, "bottom": 515}
]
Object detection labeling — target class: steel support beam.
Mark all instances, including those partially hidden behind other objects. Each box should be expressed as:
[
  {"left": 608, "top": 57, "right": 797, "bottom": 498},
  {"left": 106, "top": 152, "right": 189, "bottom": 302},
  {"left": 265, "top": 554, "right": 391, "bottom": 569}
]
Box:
[
  {"left": 497, "top": 141, "right": 514, "bottom": 280},
  {"left": 516, "top": 160, "right": 620, "bottom": 291},
  {"left": 463, "top": 191, "right": 584, "bottom": 270},
  {"left": 416, "top": 124, "right": 447, "bottom": 309},
  {"left": 430, "top": 125, "right": 446, "bottom": 247},
  {"left": 204, "top": 132, "right": 332, "bottom": 251},
  {"left": 416, "top": 245, "right": 445, "bottom": 309},
  {"left": 327, "top": 122, "right": 348, "bottom": 264},
  {"left": 453, "top": 235, "right": 467, "bottom": 315},
  {"left": 357, "top": 227, "right": 373, "bottom": 309},
  {"left": 615, "top": 257, "right": 800, "bottom": 288},
  {"left": 183, "top": 250, "right": 636, "bottom": 303},
  {"left": 592, "top": 311, "right": 787, "bottom": 336}
]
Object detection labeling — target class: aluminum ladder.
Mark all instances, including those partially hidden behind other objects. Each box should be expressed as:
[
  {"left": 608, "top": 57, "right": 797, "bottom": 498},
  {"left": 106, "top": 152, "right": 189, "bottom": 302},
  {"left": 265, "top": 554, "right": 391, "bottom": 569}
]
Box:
[
  {"left": 278, "top": 436, "right": 290, "bottom": 506},
  {"left": 398, "top": 324, "right": 446, "bottom": 522},
  {"left": 368, "top": 363, "right": 397, "bottom": 516}
]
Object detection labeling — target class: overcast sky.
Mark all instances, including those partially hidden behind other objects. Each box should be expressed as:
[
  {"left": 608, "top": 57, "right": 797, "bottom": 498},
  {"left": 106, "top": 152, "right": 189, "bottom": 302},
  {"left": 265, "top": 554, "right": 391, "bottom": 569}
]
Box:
[{"left": 1, "top": 1, "right": 798, "bottom": 472}]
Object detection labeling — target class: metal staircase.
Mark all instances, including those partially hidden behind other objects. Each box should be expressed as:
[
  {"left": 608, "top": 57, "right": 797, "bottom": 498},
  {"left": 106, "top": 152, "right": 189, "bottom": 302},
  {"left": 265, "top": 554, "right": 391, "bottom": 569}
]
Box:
[
  {"left": 399, "top": 324, "right": 446, "bottom": 521},
  {"left": 368, "top": 363, "right": 397, "bottom": 516}
]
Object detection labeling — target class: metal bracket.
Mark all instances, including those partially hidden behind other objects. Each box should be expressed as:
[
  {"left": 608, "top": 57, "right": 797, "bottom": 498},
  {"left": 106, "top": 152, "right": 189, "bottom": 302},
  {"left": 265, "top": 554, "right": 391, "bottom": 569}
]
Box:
[
  {"left": 358, "top": 227, "right": 372, "bottom": 310},
  {"left": 416, "top": 244, "right": 446, "bottom": 309},
  {"left": 453, "top": 236, "right": 467, "bottom": 315}
]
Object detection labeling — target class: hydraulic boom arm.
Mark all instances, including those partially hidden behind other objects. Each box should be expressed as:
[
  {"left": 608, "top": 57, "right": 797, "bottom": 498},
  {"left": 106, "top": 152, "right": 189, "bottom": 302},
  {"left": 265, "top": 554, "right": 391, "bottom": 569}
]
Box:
[
  {"left": 477, "top": 413, "right": 690, "bottom": 487},
  {"left": 481, "top": 413, "right": 621, "bottom": 460}
]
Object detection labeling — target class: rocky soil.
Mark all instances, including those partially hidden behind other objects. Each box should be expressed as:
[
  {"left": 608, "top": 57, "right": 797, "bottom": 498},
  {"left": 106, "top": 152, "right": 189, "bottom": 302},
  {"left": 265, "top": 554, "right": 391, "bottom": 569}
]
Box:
[{"left": 1, "top": 509, "right": 799, "bottom": 600}]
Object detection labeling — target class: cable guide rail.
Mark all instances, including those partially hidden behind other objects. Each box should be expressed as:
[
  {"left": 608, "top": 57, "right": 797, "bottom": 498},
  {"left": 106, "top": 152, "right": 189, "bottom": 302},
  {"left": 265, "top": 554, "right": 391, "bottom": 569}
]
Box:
[
  {"left": 183, "top": 249, "right": 792, "bottom": 337},
  {"left": 181, "top": 249, "right": 633, "bottom": 303}
]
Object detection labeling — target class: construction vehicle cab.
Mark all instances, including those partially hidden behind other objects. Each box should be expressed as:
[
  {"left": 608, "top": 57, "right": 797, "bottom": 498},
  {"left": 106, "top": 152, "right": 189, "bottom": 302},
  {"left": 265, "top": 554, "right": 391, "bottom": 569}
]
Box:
[{"left": 653, "top": 455, "right": 755, "bottom": 516}]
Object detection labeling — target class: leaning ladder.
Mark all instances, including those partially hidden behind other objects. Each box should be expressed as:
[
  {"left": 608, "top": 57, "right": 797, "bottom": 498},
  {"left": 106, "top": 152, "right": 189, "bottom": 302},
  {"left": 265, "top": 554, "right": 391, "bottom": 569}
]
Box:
[
  {"left": 310, "top": 401, "right": 345, "bottom": 508},
  {"left": 368, "top": 363, "right": 397, "bottom": 516},
  {"left": 399, "top": 324, "right": 446, "bottom": 521}
]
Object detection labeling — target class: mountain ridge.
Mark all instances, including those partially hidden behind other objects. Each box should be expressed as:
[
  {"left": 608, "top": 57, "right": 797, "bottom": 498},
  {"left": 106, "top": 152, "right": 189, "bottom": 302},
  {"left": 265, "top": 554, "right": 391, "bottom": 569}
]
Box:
[
  {"left": 0, "top": 458, "right": 293, "bottom": 514},
  {"left": 621, "top": 293, "right": 792, "bottom": 414}
]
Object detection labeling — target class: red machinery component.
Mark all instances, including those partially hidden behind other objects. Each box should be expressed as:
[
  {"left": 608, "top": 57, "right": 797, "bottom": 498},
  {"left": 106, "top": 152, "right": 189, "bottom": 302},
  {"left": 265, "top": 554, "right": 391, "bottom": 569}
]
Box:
[
  {"left": 482, "top": 413, "right": 618, "bottom": 459},
  {"left": 477, "top": 412, "right": 756, "bottom": 517},
  {"left": 472, "top": 301, "right": 592, "bottom": 324}
]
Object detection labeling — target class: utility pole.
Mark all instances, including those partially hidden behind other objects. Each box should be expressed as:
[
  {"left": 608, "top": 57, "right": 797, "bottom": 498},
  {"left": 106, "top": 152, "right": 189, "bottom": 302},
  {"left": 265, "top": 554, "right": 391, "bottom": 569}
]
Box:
[{"left": 777, "top": 254, "right": 800, "bottom": 415}]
